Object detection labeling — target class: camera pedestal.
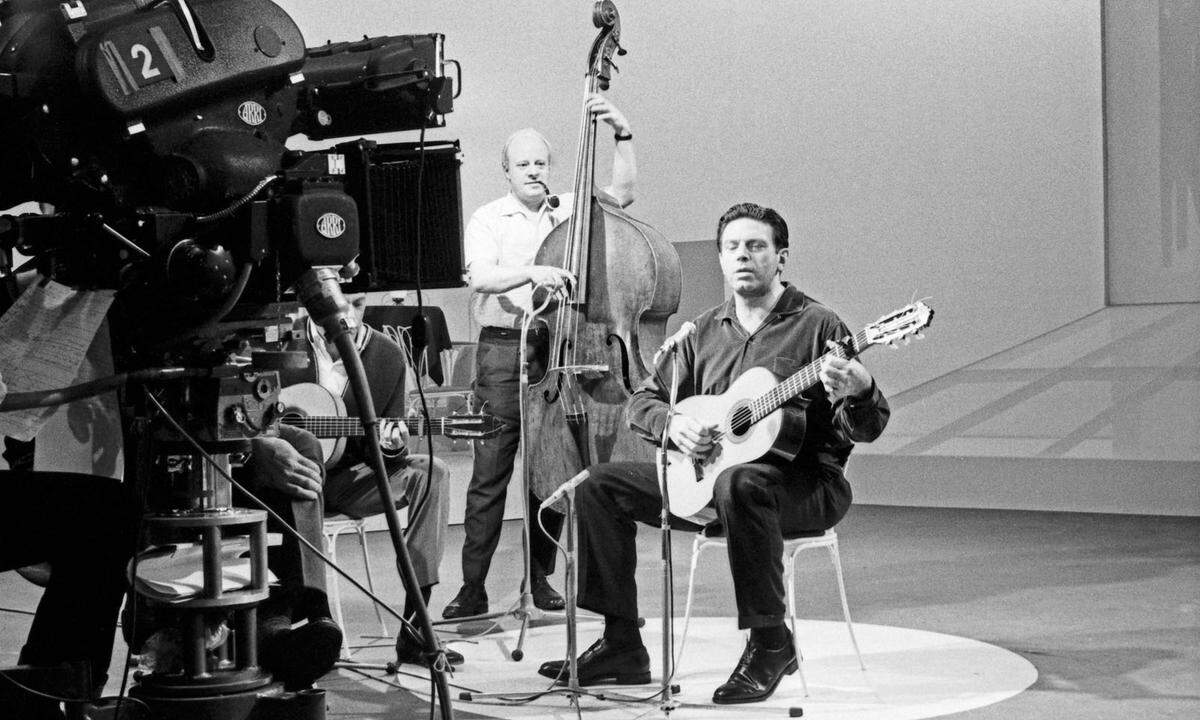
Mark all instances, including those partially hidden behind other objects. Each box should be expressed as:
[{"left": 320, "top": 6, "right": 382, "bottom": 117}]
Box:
[{"left": 128, "top": 503, "right": 325, "bottom": 719}]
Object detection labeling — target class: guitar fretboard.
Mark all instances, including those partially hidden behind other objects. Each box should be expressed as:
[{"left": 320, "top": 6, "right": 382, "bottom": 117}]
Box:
[
  {"left": 280, "top": 416, "right": 458, "bottom": 437},
  {"left": 746, "top": 328, "right": 870, "bottom": 424}
]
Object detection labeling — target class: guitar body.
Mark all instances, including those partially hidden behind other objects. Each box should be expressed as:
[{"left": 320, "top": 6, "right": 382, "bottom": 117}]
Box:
[
  {"left": 664, "top": 366, "right": 791, "bottom": 518},
  {"left": 278, "top": 383, "right": 347, "bottom": 469}
]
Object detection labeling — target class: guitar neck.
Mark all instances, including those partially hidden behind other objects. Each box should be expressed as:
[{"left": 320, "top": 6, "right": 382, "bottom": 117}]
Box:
[
  {"left": 750, "top": 328, "right": 872, "bottom": 422},
  {"left": 283, "top": 416, "right": 451, "bottom": 438}
]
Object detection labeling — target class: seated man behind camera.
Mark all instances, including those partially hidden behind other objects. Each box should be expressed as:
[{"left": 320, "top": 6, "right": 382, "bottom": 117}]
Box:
[{"left": 258, "top": 293, "right": 458, "bottom": 667}]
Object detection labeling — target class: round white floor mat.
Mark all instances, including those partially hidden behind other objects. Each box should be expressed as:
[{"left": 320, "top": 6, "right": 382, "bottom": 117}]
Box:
[{"left": 347, "top": 616, "right": 1036, "bottom": 720}]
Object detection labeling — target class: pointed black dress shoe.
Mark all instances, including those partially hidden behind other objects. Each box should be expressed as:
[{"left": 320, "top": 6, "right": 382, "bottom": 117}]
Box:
[
  {"left": 529, "top": 575, "right": 565, "bottom": 611},
  {"left": 712, "top": 631, "right": 798, "bottom": 704},
  {"left": 395, "top": 622, "right": 464, "bottom": 666},
  {"left": 441, "top": 582, "right": 488, "bottom": 619},
  {"left": 537, "top": 638, "right": 651, "bottom": 686}
]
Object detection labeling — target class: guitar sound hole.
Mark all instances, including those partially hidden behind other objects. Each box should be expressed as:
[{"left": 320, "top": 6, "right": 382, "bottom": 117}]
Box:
[{"left": 729, "top": 408, "right": 752, "bottom": 438}]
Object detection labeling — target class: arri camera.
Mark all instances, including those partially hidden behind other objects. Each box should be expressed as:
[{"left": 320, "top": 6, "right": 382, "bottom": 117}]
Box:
[
  {"left": 0, "top": 0, "right": 461, "bottom": 365},
  {"left": 0, "top": 2, "right": 463, "bottom": 717}
]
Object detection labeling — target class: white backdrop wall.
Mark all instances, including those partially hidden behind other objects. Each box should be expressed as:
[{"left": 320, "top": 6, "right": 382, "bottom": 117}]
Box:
[{"left": 279, "top": 0, "right": 1106, "bottom": 394}]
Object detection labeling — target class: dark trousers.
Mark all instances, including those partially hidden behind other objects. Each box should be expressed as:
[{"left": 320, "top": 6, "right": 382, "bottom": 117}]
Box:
[
  {"left": 246, "top": 426, "right": 328, "bottom": 600},
  {"left": 0, "top": 471, "right": 136, "bottom": 688},
  {"left": 462, "top": 327, "right": 564, "bottom": 585},
  {"left": 577, "top": 460, "right": 851, "bottom": 629},
  {"left": 233, "top": 425, "right": 329, "bottom": 623}
]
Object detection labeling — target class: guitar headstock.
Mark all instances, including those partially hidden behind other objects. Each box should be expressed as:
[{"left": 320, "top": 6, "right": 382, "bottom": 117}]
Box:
[
  {"left": 863, "top": 301, "right": 934, "bottom": 349},
  {"left": 442, "top": 414, "right": 504, "bottom": 441}
]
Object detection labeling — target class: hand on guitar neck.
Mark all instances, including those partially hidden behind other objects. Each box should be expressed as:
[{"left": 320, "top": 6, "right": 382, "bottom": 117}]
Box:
[
  {"left": 379, "top": 418, "right": 409, "bottom": 452},
  {"left": 817, "top": 340, "right": 874, "bottom": 404}
]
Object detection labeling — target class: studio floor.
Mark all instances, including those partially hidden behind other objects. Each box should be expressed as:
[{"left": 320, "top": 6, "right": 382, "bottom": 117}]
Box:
[
  {"left": 4, "top": 503, "right": 1190, "bottom": 719},
  {"left": 306, "top": 505, "right": 1200, "bottom": 720}
]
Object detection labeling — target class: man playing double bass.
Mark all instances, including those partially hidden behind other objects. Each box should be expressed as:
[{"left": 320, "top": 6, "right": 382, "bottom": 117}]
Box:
[
  {"left": 537, "top": 202, "right": 891, "bottom": 704},
  {"left": 442, "top": 95, "right": 635, "bottom": 619}
]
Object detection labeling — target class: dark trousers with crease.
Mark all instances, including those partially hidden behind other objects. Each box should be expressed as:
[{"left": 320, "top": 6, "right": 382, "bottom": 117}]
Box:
[
  {"left": 576, "top": 459, "right": 851, "bottom": 630},
  {"left": 232, "top": 425, "right": 329, "bottom": 623},
  {"left": 0, "top": 471, "right": 137, "bottom": 689},
  {"left": 462, "top": 326, "right": 564, "bottom": 585}
]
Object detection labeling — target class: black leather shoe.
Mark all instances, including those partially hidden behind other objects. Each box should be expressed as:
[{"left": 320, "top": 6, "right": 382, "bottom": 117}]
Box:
[
  {"left": 529, "top": 576, "right": 565, "bottom": 611},
  {"left": 259, "top": 617, "right": 343, "bottom": 690},
  {"left": 712, "top": 631, "right": 798, "bottom": 704},
  {"left": 537, "top": 638, "right": 651, "bottom": 686},
  {"left": 441, "top": 582, "right": 488, "bottom": 619},
  {"left": 395, "top": 622, "right": 464, "bottom": 666}
]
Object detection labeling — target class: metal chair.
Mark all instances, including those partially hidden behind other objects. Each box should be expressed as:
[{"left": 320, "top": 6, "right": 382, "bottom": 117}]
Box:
[
  {"left": 323, "top": 514, "right": 389, "bottom": 656},
  {"left": 679, "top": 526, "right": 865, "bottom": 696}
]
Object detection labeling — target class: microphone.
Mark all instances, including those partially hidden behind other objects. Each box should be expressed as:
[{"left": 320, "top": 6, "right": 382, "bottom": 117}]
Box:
[
  {"left": 652, "top": 321, "right": 697, "bottom": 365},
  {"left": 539, "top": 469, "right": 589, "bottom": 509},
  {"left": 533, "top": 181, "right": 560, "bottom": 209}
]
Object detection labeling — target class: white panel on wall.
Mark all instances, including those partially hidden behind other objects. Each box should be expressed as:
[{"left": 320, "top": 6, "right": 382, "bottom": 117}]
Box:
[{"left": 1104, "top": 0, "right": 1200, "bottom": 304}]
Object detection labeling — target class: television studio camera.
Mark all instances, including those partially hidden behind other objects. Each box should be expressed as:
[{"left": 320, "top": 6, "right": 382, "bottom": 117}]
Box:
[{"left": 1, "top": 0, "right": 462, "bottom": 717}]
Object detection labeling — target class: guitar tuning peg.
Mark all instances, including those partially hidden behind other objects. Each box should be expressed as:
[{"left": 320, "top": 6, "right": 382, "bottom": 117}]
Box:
[
  {"left": 903, "top": 337, "right": 911, "bottom": 345},
  {"left": 888, "top": 341, "right": 898, "bottom": 349},
  {"left": 915, "top": 332, "right": 924, "bottom": 340}
]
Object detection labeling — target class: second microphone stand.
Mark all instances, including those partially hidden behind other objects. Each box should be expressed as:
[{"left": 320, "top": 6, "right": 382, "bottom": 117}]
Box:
[
  {"left": 432, "top": 299, "right": 551, "bottom": 661},
  {"left": 652, "top": 339, "right": 686, "bottom": 712}
]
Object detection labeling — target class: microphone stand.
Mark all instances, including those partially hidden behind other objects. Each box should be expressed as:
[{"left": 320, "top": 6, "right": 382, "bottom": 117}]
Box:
[
  {"left": 563, "top": 488, "right": 581, "bottom": 695},
  {"left": 434, "top": 296, "right": 549, "bottom": 660},
  {"left": 656, "top": 344, "right": 684, "bottom": 713},
  {"left": 296, "top": 268, "right": 454, "bottom": 720}
]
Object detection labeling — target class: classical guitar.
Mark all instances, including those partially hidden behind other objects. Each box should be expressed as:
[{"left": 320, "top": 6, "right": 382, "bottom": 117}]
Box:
[
  {"left": 662, "top": 302, "right": 934, "bottom": 518},
  {"left": 277, "top": 383, "right": 503, "bottom": 468}
]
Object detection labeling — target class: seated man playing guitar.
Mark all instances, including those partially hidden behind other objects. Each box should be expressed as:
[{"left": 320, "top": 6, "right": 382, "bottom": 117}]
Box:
[
  {"left": 253, "top": 293, "right": 462, "bottom": 669},
  {"left": 538, "top": 202, "right": 892, "bottom": 704}
]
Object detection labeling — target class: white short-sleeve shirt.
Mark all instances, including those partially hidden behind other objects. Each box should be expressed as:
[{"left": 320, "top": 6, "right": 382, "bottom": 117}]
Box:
[{"left": 464, "top": 191, "right": 574, "bottom": 328}]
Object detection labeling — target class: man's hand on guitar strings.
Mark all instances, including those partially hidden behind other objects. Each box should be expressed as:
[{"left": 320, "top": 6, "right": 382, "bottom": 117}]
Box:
[
  {"left": 819, "top": 340, "right": 874, "bottom": 403},
  {"left": 668, "top": 414, "right": 718, "bottom": 459},
  {"left": 249, "top": 436, "right": 323, "bottom": 501}
]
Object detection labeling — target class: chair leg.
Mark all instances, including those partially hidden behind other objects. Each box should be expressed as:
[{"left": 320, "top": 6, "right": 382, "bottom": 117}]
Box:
[
  {"left": 784, "top": 545, "right": 810, "bottom": 697},
  {"left": 828, "top": 543, "right": 865, "bottom": 670},
  {"left": 357, "top": 523, "right": 388, "bottom": 638},
  {"left": 326, "top": 529, "right": 350, "bottom": 657}
]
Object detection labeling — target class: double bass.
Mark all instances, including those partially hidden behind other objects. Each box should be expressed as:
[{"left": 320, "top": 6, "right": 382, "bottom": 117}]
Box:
[{"left": 523, "top": 1, "right": 681, "bottom": 504}]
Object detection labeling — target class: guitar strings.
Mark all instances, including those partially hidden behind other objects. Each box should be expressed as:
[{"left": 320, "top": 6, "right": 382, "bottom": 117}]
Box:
[{"left": 710, "top": 328, "right": 869, "bottom": 441}]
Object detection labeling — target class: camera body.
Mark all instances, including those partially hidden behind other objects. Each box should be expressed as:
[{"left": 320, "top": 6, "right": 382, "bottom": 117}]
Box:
[{"left": 0, "top": 0, "right": 456, "bottom": 362}]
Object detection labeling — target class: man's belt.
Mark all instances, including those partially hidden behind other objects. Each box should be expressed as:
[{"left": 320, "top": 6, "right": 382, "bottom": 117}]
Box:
[{"left": 480, "top": 325, "right": 547, "bottom": 341}]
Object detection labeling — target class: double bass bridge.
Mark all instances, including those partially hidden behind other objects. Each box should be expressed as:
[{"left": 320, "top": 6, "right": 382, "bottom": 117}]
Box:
[{"left": 547, "top": 363, "right": 611, "bottom": 379}]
